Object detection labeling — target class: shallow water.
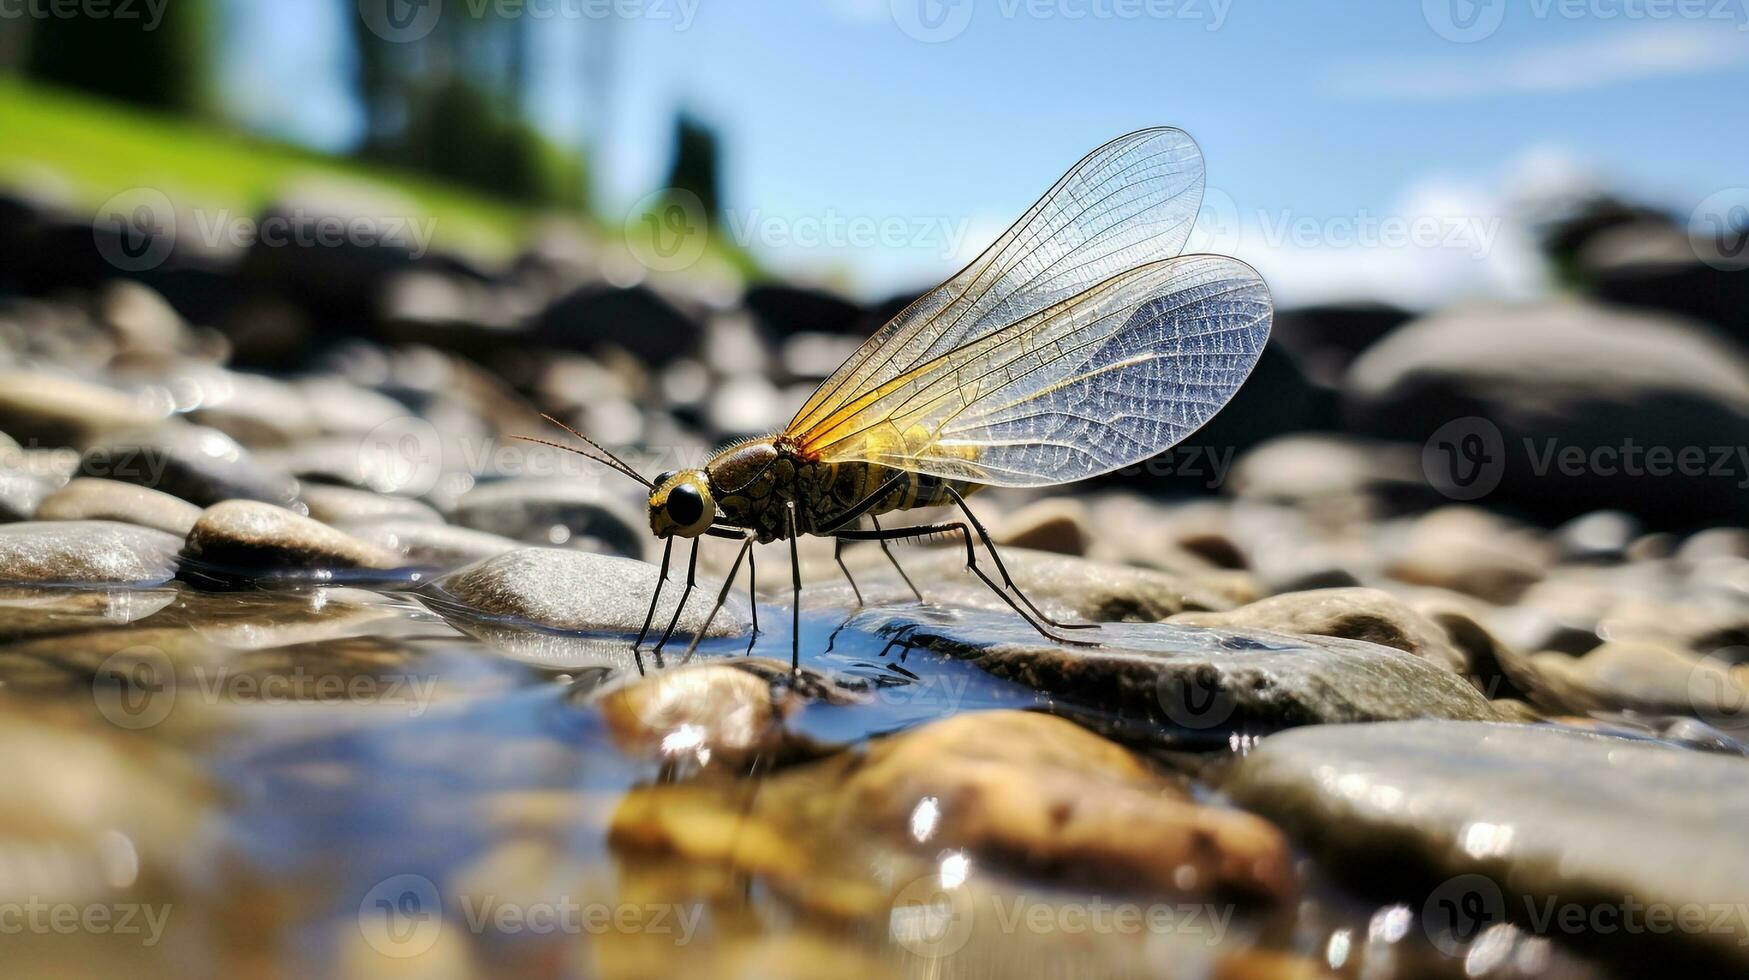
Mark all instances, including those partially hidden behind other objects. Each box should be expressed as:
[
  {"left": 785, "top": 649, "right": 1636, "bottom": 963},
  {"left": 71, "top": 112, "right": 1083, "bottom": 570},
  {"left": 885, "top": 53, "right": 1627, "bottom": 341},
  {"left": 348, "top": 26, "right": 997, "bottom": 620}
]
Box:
[{"left": 2, "top": 583, "right": 1618, "bottom": 978}]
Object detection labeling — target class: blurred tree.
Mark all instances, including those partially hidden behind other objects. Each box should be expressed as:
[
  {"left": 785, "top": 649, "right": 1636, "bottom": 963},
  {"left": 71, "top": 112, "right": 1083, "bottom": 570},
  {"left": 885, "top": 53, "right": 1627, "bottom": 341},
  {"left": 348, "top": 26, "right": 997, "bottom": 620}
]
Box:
[
  {"left": 664, "top": 112, "right": 723, "bottom": 222},
  {"left": 22, "top": 0, "right": 211, "bottom": 115}
]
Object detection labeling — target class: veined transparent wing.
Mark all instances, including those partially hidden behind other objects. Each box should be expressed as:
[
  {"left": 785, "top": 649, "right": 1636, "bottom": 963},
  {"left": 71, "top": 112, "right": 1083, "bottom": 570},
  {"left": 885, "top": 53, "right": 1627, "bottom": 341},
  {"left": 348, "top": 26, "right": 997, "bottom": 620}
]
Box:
[
  {"left": 790, "top": 254, "right": 1271, "bottom": 487},
  {"left": 786, "top": 127, "right": 1206, "bottom": 439}
]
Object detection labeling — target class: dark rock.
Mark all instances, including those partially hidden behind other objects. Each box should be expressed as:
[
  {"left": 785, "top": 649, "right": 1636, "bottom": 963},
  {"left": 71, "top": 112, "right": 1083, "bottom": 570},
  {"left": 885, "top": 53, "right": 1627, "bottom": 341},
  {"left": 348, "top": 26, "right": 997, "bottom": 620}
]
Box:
[
  {"left": 0, "top": 520, "right": 181, "bottom": 585},
  {"left": 449, "top": 478, "right": 646, "bottom": 558},
  {"left": 1344, "top": 300, "right": 1749, "bottom": 528},
  {"left": 744, "top": 283, "right": 862, "bottom": 338},
  {"left": 1582, "top": 220, "right": 1749, "bottom": 344},
  {"left": 35, "top": 477, "right": 201, "bottom": 536},
  {"left": 79, "top": 423, "right": 299, "bottom": 507},
  {"left": 1269, "top": 301, "right": 1411, "bottom": 387},
  {"left": 532, "top": 283, "right": 702, "bottom": 366}
]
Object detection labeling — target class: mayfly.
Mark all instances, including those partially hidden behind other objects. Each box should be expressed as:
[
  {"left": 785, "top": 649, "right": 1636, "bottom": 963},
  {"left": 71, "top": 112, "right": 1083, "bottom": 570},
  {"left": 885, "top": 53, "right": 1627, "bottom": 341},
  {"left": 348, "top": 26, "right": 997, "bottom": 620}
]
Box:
[{"left": 518, "top": 128, "right": 1272, "bottom": 668}]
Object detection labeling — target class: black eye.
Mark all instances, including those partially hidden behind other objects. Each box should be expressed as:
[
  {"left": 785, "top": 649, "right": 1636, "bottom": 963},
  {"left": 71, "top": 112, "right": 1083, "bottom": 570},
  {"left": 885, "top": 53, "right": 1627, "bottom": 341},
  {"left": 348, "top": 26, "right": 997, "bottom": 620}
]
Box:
[
  {"left": 666, "top": 484, "right": 705, "bottom": 526},
  {"left": 654, "top": 470, "right": 678, "bottom": 487}
]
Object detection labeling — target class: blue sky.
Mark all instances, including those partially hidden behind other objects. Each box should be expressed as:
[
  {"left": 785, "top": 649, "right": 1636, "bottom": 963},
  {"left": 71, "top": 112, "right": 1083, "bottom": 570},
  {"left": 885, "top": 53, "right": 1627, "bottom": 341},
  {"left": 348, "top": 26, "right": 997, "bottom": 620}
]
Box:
[{"left": 226, "top": 0, "right": 1749, "bottom": 305}]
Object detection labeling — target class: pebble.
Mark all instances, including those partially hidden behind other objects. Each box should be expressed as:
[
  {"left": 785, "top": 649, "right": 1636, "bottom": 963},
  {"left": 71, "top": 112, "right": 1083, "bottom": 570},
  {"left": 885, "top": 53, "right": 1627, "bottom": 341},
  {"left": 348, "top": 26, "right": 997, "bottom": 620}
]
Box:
[
  {"left": 341, "top": 519, "right": 523, "bottom": 568},
  {"left": 1227, "top": 720, "right": 1749, "bottom": 967},
  {"left": 1386, "top": 507, "right": 1551, "bottom": 604},
  {"left": 35, "top": 477, "right": 202, "bottom": 536},
  {"left": 990, "top": 497, "right": 1093, "bottom": 555},
  {"left": 181, "top": 500, "right": 407, "bottom": 580},
  {"left": 300, "top": 484, "right": 443, "bottom": 526},
  {"left": 0, "top": 369, "right": 162, "bottom": 447},
  {"left": 0, "top": 520, "right": 182, "bottom": 585},
  {"left": 894, "top": 546, "right": 1256, "bottom": 623},
  {"left": 592, "top": 661, "right": 831, "bottom": 768},
  {"left": 449, "top": 478, "right": 647, "bottom": 557}
]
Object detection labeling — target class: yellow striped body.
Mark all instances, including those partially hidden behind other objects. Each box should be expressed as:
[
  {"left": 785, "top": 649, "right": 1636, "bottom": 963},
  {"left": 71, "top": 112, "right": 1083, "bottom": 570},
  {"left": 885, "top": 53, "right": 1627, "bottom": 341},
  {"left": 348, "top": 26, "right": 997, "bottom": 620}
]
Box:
[{"left": 706, "top": 436, "right": 975, "bottom": 543}]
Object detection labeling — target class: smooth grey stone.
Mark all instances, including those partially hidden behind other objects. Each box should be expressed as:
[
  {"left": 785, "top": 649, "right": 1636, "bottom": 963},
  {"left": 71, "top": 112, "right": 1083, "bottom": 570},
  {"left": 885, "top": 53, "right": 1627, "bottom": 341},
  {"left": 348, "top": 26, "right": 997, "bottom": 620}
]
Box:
[
  {"left": 300, "top": 484, "right": 442, "bottom": 526},
  {"left": 0, "top": 520, "right": 181, "bottom": 585},
  {"left": 844, "top": 607, "right": 1499, "bottom": 745},
  {"left": 1226, "top": 720, "right": 1749, "bottom": 967},
  {"left": 448, "top": 478, "right": 646, "bottom": 558},
  {"left": 343, "top": 519, "right": 523, "bottom": 568},
  {"left": 79, "top": 423, "right": 299, "bottom": 507},
  {"left": 0, "top": 370, "right": 162, "bottom": 447},
  {"left": 35, "top": 477, "right": 201, "bottom": 536},
  {"left": 429, "top": 547, "right": 749, "bottom": 640}
]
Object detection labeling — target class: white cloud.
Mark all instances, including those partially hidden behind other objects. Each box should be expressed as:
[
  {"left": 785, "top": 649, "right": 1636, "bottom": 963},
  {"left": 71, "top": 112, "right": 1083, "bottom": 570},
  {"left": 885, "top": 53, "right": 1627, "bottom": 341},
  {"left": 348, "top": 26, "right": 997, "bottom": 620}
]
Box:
[{"left": 1329, "top": 23, "right": 1749, "bottom": 100}]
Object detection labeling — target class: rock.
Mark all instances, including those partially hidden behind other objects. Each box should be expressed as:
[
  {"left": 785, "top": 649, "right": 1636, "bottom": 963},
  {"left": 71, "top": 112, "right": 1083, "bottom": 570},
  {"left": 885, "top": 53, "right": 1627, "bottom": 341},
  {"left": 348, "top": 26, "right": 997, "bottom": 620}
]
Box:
[
  {"left": 991, "top": 498, "right": 1092, "bottom": 556},
  {"left": 1517, "top": 641, "right": 1749, "bottom": 726},
  {"left": 300, "top": 484, "right": 442, "bottom": 526},
  {"left": 1399, "top": 588, "right": 1533, "bottom": 701},
  {"left": 532, "top": 283, "right": 703, "bottom": 366},
  {"left": 1344, "top": 299, "right": 1749, "bottom": 528},
  {"left": 611, "top": 710, "right": 1295, "bottom": 916},
  {"left": 35, "top": 477, "right": 201, "bottom": 536},
  {"left": 181, "top": 501, "right": 407, "bottom": 580},
  {"left": 592, "top": 661, "right": 850, "bottom": 768},
  {"left": 0, "top": 370, "right": 162, "bottom": 447},
  {"left": 744, "top": 283, "right": 863, "bottom": 337},
  {"left": 449, "top": 478, "right": 647, "bottom": 558},
  {"left": 1269, "top": 301, "right": 1411, "bottom": 387},
  {"left": 428, "top": 548, "right": 749, "bottom": 642},
  {"left": 178, "top": 365, "right": 317, "bottom": 447},
  {"left": 844, "top": 608, "right": 1499, "bottom": 746},
  {"left": 0, "top": 586, "right": 178, "bottom": 640},
  {"left": 79, "top": 423, "right": 300, "bottom": 507},
  {"left": 1385, "top": 507, "right": 1551, "bottom": 604},
  {"left": 1552, "top": 510, "right": 1640, "bottom": 564},
  {"left": 1167, "top": 587, "right": 1469, "bottom": 674},
  {"left": 1230, "top": 434, "right": 1422, "bottom": 512},
  {"left": 1582, "top": 220, "right": 1749, "bottom": 345},
  {"left": 0, "top": 520, "right": 181, "bottom": 585},
  {"left": 0, "top": 464, "right": 48, "bottom": 523},
  {"left": 1226, "top": 720, "right": 1749, "bottom": 968},
  {"left": 295, "top": 376, "right": 411, "bottom": 437},
  {"left": 97, "top": 279, "right": 188, "bottom": 356},
  {"left": 342, "top": 519, "right": 522, "bottom": 568},
  {"left": 1678, "top": 527, "right": 1749, "bottom": 564}
]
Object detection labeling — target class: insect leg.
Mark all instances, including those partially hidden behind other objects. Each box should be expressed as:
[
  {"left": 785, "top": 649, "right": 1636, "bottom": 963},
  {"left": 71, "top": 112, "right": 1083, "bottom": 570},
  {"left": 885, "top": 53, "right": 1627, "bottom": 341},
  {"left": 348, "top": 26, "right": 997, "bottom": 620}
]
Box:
[
  {"left": 653, "top": 538, "right": 700, "bottom": 654},
  {"left": 634, "top": 537, "right": 674, "bottom": 651},
  {"left": 833, "top": 530, "right": 865, "bottom": 605},
  {"left": 744, "top": 542, "right": 759, "bottom": 654},
  {"left": 869, "top": 513, "right": 923, "bottom": 601},
  {"left": 786, "top": 501, "right": 802, "bottom": 671},
  {"left": 943, "top": 487, "right": 1097, "bottom": 630},
  {"left": 681, "top": 533, "right": 756, "bottom": 662},
  {"left": 834, "top": 521, "right": 1095, "bottom": 646}
]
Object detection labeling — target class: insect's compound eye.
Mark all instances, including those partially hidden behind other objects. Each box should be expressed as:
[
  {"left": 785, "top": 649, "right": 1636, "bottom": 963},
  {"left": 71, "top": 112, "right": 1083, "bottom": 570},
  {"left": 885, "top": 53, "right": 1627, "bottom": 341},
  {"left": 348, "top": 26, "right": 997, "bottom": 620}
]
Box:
[
  {"left": 665, "top": 483, "right": 706, "bottom": 527},
  {"left": 654, "top": 470, "right": 678, "bottom": 488}
]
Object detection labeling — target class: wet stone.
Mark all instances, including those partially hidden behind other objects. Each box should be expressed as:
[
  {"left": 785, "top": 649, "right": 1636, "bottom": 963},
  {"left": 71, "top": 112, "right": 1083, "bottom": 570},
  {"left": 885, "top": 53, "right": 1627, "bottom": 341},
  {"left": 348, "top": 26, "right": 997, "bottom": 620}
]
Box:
[
  {"left": 0, "top": 520, "right": 182, "bottom": 586},
  {"left": 430, "top": 546, "right": 752, "bottom": 647},
  {"left": 341, "top": 519, "right": 523, "bottom": 568},
  {"left": 1226, "top": 720, "right": 1749, "bottom": 968},
  {"left": 0, "top": 586, "right": 178, "bottom": 640},
  {"left": 1167, "top": 586, "right": 1470, "bottom": 674},
  {"left": 181, "top": 500, "right": 407, "bottom": 581},
  {"left": 0, "top": 369, "right": 163, "bottom": 447},
  {"left": 844, "top": 607, "right": 1499, "bottom": 746},
  {"left": 1515, "top": 640, "right": 1749, "bottom": 726},
  {"left": 79, "top": 423, "right": 300, "bottom": 507},
  {"left": 889, "top": 546, "right": 1255, "bottom": 623},
  {"left": 35, "top": 477, "right": 202, "bottom": 536},
  {"left": 449, "top": 478, "right": 647, "bottom": 557}
]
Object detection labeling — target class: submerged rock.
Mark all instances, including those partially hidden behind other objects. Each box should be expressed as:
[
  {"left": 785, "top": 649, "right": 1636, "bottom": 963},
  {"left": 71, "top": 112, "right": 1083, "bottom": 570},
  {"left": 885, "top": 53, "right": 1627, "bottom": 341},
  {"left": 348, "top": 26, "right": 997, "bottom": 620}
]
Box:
[
  {"left": 1167, "top": 586, "right": 1469, "bottom": 674},
  {"left": 35, "top": 477, "right": 201, "bottom": 536},
  {"left": 1227, "top": 720, "right": 1749, "bottom": 968},
  {"left": 181, "top": 500, "right": 407, "bottom": 580},
  {"left": 845, "top": 608, "right": 1498, "bottom": 745},
  {"left": 0, "top": 520, "right": 182, "bottom": 585}
]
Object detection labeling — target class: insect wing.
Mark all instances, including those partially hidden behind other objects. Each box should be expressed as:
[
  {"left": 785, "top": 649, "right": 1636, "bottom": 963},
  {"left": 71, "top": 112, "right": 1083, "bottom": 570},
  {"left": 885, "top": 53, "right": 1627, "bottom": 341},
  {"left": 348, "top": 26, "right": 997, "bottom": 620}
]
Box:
[
  {"left": 786, "top": 127, "right": 1207, "bottom": 439},
  {"left": 793, "top": 254, "right": 1271, "bottom": 487}
]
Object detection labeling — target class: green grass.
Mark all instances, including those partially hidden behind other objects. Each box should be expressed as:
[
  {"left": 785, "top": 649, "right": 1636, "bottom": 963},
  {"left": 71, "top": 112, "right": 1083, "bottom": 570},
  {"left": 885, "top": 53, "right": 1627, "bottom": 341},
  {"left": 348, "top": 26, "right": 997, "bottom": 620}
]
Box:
[{"left": 0, "top": 77, "right": 763, "bottom": 280}]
